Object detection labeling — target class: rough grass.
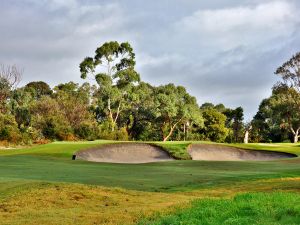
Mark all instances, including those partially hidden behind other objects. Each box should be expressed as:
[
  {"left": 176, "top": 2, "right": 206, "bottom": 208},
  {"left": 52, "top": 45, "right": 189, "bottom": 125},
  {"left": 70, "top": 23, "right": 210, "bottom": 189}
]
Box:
[
  {"left": 138, "top": 192, "right": 300, "bottom": 225},
  {"left": 1, "top": 178, "right": 300, "bottom": 225},
  {"left": 0, "top": 182, "right": 192, "bottom": 225}
]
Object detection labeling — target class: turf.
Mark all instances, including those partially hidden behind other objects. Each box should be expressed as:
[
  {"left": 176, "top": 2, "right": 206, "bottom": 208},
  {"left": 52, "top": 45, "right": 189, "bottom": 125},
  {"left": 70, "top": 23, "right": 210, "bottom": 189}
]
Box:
[
  {"left": 1, "top": 141, "right": 300, "bottom": 224},
  {"left": 152, "top": 141, "right": 192, "bottom": 159},
  {"left": 0, "top": 141, "right": 300, "bottom": 192},
  {"left": 138, "top": 192, "right": 300, "bottom": 225}
]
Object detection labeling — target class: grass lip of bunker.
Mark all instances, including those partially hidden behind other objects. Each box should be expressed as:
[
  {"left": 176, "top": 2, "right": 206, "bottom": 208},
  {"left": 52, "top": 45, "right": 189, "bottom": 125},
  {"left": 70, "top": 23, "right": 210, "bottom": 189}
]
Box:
[
  {"left": 75, "top": 143, "right": 175, "bottom": 164},
  {"left": 188, "top": 143, "right": 297, "bottom": 161}
]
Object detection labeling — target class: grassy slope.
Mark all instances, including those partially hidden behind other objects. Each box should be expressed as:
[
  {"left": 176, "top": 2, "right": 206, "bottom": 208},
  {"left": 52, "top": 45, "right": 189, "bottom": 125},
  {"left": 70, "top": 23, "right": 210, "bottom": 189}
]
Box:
[{"left": 152, "top": 141, "right": 191, "bottom": 159}]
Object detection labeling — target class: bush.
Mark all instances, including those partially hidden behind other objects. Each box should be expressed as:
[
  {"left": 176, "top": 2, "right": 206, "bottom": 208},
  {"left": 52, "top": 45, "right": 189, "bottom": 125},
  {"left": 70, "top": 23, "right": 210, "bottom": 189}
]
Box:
[
  {"left": 75, "top": 122, "right": 100, "bottom": 141},
  {"left": 99, "top": 122, "right": 129, "bottom": 141},
  {"left": 0, "top": 114, "right": 22, "bottom": 143},
  {"left": 116, "top": 127, "right": 129, "bottom": 141}
]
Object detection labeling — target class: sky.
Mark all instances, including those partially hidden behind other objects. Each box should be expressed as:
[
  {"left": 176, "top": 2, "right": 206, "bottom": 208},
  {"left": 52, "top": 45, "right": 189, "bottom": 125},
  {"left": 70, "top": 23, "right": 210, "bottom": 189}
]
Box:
[{"left": 0, "top": 0, "right": 299, "bottom": 120}]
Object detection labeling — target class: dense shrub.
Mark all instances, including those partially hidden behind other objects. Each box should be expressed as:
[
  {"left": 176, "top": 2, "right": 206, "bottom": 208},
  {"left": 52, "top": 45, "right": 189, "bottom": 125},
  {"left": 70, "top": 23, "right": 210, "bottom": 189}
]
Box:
[
  {"left": 75, "top": 122, "right": 100, "bottom": 141},
  {"left": 0, "top": 114, "right": 21, "bottom": 143}
]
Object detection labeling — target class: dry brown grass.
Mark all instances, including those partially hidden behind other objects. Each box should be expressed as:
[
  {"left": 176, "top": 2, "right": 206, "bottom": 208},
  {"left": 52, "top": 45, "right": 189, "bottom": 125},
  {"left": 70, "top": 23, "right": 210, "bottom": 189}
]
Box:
[{"left": 0, "top": 183, "right": 193, "bottom": 225}]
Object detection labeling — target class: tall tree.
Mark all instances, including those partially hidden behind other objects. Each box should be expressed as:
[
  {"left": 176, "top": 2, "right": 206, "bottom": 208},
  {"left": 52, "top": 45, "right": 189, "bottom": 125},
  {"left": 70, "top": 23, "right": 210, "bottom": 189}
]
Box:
[
  {"left": 201, "top": 108, "right": 229, "bottom": 142},
  {"left": 154, "top": 84, "right": 203, "bottom": 142},
  {"left": 224, "top": 107, "right": 244, "bottom": 142},
  {"left": 80, "top": 41, "right": 140, "bottom": 131},
  {"left": 275, "top": 52, "right": 300, "bottom": 143},
  {"left": 270, "top": 84, "right": 300, "bottom": 143}
]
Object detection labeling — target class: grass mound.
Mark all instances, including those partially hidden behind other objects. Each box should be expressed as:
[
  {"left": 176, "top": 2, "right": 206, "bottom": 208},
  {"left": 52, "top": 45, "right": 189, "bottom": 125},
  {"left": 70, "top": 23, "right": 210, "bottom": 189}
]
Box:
[
  {"left": 0, "top": 182, "right": 191, "bottom": 225},
  {"left": 139, "top": 192, "right": 300, "bottom": 225},
  {"left": 153, "top": 142, "right": 191, "bottom": 160}
]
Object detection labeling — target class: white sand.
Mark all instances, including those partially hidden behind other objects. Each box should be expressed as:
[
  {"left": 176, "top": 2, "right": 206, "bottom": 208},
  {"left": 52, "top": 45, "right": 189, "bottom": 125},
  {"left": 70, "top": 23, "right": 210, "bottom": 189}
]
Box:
[
  {"left": 76, "top": 143, "right": 174, "bottom": 164},
  {"left": 188, "top": 144, "right": 296, "bottom": 161}
]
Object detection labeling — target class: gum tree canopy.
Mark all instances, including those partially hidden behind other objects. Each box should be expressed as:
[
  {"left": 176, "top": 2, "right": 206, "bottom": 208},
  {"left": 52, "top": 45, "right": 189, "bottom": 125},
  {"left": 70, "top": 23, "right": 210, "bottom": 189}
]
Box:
[
  {"left": 275, "top": 52, "right": 300, "bottom": 143},
  {"left": 154, "top": 84, "right": 203, "bottom": 142},
  {"left": 80, "top": 41, "right": 140, "bottom": 131}
]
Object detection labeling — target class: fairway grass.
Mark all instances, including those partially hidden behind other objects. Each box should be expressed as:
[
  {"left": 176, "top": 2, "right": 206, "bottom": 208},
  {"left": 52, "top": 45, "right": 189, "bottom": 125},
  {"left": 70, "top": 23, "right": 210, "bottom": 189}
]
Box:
[{"left": 0, "top": 141, "right": 300, "bottom": 224}]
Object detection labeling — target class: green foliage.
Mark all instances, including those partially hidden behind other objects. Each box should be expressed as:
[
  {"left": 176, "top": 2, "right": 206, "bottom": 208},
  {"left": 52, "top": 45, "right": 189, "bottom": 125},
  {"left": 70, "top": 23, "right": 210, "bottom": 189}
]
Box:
[
  {"left": 201, "top": 108, "right": 229, "bottom": 142},
  {"left": 74, "top": 122, "right": 100, "bottom": 141},
  {"left": 224, "top": 107, "right": 244, "bottom": 143},
  {"left": 154, "top": 84, "right": 203, "bottom": 141},
  {"left": 251, "top": 85, "right": 300, "bottom": 143},
  {"left": 0, "top": 113, "right": 21, "bottom": 143},
  {"left": 80, "top": 41, "right": 140, "bottom": 133},
  {"left": 24, "top": 81, "right": 52, "bottom": 99},
  {"left": 30, "top": 96, "right": 72, "bottom": 141}
]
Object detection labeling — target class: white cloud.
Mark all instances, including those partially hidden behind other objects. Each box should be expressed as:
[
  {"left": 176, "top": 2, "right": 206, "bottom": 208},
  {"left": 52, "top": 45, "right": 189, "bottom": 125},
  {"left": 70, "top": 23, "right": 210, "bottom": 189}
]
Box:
[
  {"left": 176, "top": 1, "right": 299, "bottom": 51},
  {"left": 137, "top": 53, "right": 183, "bottom": 67}
]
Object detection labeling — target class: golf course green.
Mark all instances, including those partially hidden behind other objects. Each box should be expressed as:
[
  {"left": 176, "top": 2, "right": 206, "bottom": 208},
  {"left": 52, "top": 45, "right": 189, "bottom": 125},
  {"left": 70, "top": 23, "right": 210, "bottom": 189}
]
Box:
[{"left": 0, "top": 141, "right": 300, "bottom": 224}]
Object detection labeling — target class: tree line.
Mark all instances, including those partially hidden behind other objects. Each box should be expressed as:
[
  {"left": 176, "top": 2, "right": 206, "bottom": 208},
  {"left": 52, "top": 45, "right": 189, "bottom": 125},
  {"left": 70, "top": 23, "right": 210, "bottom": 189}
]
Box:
[
  {"left": 5, "top": 41, "right": 300, "bottom": 144},
  {"left": 0, "top": 41, "right": 248, "bottom": 145},
  {"left": 250, "top": 52, "right": 300, "bottom": 143}
]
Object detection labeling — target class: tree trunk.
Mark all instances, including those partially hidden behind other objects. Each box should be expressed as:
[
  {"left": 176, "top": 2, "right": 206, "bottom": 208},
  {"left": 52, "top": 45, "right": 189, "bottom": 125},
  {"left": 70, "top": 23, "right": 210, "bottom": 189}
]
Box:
[
  {"left": 183, "top": 123, "right": 186, "bottom": 141},
  {"left": 163, "top": 129, "right": 174, "bottom": 142},
  {"left": 244, "top": 130, "right": 249, "bottom": 144},
  {"left": 294, "top": 135, "right": 298, "bottom": 143},
  {"left": 290, "top": 127, "right": 300, "bottom": 143},
  {"left": 162, "top": 118, "right": 183, "bottom": 142}
]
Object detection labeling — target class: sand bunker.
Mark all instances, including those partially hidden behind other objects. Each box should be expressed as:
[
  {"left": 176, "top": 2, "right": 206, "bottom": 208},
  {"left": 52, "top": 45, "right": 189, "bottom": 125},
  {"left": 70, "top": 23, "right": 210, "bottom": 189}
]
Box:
[
  {"left": 188, "top": 144, "right": 296, "bottom": 161},
  {"left": 75, "top": 143, "right": 174, "bottom": 164}
]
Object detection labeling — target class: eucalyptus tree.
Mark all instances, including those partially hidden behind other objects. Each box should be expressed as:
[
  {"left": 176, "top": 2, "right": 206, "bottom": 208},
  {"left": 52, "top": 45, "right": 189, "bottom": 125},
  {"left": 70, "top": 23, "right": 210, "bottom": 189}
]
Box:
[
  {"left": 122, "top": 82, "right": 157, "bottom": 140},
  {"left": 270, "top": 84, "right": 300, "bottom": 143},
  {"left": 251, "top": 85, "right": 298, "bottom": 143},
  {"left": 201, "top": 108, "right": 229, "bottom": 142},
  {"left": 154, "top": 84, "right": 203, "bottom": 142},
  {"left": 80, "top": 41, "right": 140, "bottom": 131},
  {"left": 224, "top": 107, "right": 244, "bottom": 142},
  {"left": 274, "top": 52, "right": 300, "bottom": 142}
]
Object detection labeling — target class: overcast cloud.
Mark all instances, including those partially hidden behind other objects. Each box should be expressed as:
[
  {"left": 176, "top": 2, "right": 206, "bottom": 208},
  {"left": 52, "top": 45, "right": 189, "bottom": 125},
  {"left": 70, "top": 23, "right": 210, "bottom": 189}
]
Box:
[{"left": 0, "top": 0, "right": 299, "bottom": 120}]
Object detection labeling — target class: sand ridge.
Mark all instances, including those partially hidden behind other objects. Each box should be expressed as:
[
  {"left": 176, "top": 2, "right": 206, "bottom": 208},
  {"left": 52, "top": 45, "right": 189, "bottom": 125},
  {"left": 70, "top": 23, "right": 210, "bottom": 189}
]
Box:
[
  {"left": 75, "top": 143, "right": 174, "bottom": 164},
  {"left": 188, "top": 144, "right": 296, "bottom": 161}
]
